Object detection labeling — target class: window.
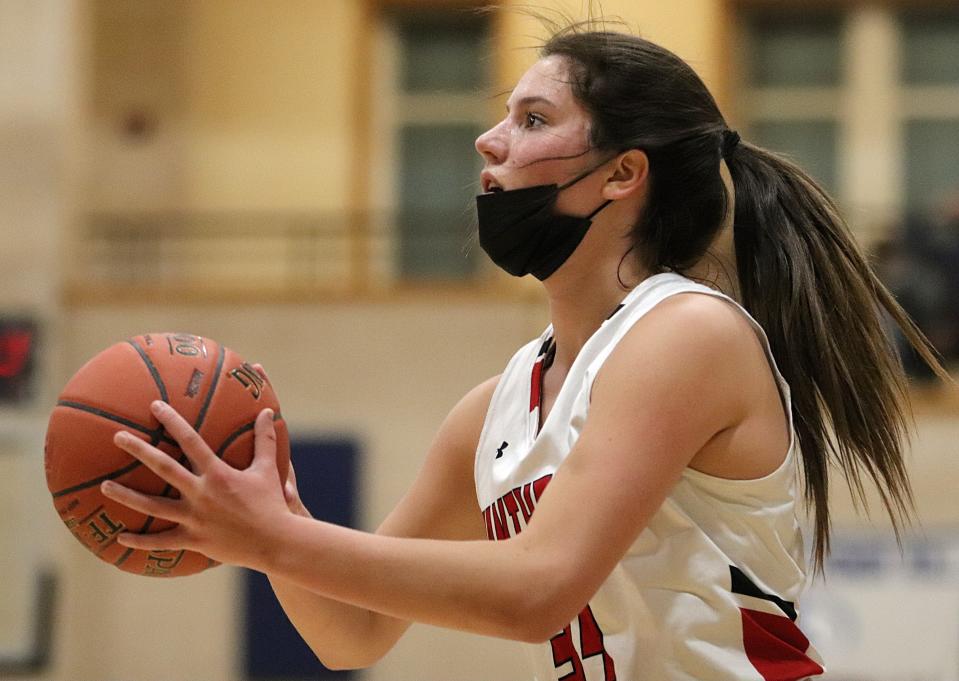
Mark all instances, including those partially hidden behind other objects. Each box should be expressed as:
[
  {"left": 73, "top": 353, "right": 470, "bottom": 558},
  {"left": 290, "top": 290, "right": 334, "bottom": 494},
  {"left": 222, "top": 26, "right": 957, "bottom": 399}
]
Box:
[
  {"left": 738, "top": 5, "right": 959, "bottom": 376},
  {"left": 740, "top": 12, "right": 843, "bottom": 196},
  {"left": 900, "top": 10, "right": 959, "bottom": 212},
  {"left": 373, "top": 9, "right": 491, "bottom": 281}
]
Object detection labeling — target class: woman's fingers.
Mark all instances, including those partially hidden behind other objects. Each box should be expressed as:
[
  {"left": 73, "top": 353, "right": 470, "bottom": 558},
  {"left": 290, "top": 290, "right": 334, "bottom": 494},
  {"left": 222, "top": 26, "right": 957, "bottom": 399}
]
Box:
[
  {"left": 283, "top": 462, "right": 298, "bottom": 502},
  {"left": 114, "top": 430, "right": 198, "bottom": 494},
  {"left": 251, "top": 363, "right": 270, "bottom": 383},
  {"left": 101, "top": 479, "right": 187, "bottom": 524},
  {"left": 149, "top": 400, "right": 217, "bottom": 474},
  {"left": 114, "top": 526, "right": 190, "bottom": 552},
  {"left": 281, "top": 462, "right": 312, "bottom": 517},
  {"left": 103, "top": 400, "right": 287, "bottom": 567},
  {"left": 251, "top": 408, "right": 278, "bottom": 474}
]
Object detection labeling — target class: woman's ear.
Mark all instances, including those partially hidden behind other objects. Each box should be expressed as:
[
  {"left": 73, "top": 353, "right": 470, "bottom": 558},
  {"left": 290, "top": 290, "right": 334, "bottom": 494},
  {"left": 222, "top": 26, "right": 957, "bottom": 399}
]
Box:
[{"left": 602, "top": 149, "right": 649, "bottom": 201}]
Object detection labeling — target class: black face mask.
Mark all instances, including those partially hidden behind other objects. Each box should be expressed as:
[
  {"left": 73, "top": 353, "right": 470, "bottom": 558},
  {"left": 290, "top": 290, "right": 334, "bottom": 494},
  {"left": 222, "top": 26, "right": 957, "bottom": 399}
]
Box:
[{"left": 475, "top": 164, "right": 613, "bottom": 280}]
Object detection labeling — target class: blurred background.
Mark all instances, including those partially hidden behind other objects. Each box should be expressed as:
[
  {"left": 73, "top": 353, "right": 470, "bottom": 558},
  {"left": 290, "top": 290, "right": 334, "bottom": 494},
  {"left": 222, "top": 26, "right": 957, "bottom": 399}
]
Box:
[{"left": 0, "top": 0, "right": 957, "bottom": 679}]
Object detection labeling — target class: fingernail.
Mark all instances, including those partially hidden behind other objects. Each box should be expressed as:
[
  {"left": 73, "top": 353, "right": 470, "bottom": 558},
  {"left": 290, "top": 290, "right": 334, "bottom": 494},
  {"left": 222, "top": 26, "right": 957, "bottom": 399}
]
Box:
[
  {"left": 264, "top": 408, "right": 274, "bottom": 419},
  {"left": 151, "top": 400, "right": 166, "bottom": 414},
  {"left": 101, "top": 480, "right": 115, "bottom": 493},
  {"left": 114, "top": 431, "right": 131, "bottom": 445}
]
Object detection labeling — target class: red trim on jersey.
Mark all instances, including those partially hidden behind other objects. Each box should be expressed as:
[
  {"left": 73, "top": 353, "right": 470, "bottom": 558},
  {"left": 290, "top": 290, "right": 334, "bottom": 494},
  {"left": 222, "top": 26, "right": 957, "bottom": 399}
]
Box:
[
  {"left": 529, "top": 337, "right": 554, "bottom": 414},
  {"left": 530, "top": 357, "right": 544, "bottom": 412},
  {"left": 532, "top": 474, "right": 552, "bottom": 501},
  {"left": 740, "top": 608, "right": 824, "bottom": 681}
]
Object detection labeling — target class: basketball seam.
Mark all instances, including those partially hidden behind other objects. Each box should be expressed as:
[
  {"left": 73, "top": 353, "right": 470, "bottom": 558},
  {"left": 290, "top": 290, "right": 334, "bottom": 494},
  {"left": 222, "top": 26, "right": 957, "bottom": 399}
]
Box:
[
  {"left": 216, "top": 421, "right": 255, "bottom": 457},
  {"left": 114, "top": 547, "right": 134, "bottom": 567},
  {"left": 51, "top": 458, "right": 144, "bottom": 498},
  {"left": 123, "top": 335, "right": 201, "bottom": 567},
  {"left": 55, "top": 401, "right": 175, "bottom": 444},
  {"left": 215, "top": 411, "right": 284, "bottom": 458},
  {"left": 193, "top": 343, "right": 225, "bottom": 431},
  {"left": 49, "top": 401, "right": 179, "bottom": 499},
  {"left": 50, "top": 398, "right": 180, "bottom": 568},
  {"left": 126, "top": 339, "right": 169, "bottom": 403}
]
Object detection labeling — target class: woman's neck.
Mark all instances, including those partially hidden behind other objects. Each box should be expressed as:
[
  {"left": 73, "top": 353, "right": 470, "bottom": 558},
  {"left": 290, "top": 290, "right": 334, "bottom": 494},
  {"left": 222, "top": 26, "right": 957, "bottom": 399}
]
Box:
[
  {"left": 543, "top": 265, "right": 639, "bottom": 371},
  {"left": 540, "top": 159, "right": 741, "bottom": 370},
  {"left": 683, "top": 241, "right": 740, "bottom": 302},
  {"left": 684, "top": 160, "right": 741, "bottom": 302}
]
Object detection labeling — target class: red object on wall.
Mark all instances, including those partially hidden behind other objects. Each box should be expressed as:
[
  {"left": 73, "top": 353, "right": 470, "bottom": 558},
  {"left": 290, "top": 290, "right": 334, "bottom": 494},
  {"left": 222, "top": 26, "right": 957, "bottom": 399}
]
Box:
[{"left": 0, "top": 318, "right": 38, "bottom": 404}]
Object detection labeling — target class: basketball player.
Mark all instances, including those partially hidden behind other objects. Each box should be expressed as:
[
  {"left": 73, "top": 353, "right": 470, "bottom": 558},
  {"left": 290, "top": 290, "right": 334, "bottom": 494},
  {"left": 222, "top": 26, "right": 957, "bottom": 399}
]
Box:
[{"left": 101, "top": 27, "right": 947, "bottom": 680}]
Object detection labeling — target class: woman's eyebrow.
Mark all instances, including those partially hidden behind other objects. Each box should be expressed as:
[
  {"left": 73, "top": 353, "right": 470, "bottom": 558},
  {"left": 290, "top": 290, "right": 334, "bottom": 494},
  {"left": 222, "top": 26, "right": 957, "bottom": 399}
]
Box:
[{"left": 505, "top": 95, "right": 557, "bottom": 112}]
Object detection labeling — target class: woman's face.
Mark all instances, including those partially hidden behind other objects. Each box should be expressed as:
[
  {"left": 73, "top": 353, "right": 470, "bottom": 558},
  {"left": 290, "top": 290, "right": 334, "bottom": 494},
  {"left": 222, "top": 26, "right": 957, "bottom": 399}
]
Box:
[{"left": 475, "top": 56, "right": 602, "bottom": 202}]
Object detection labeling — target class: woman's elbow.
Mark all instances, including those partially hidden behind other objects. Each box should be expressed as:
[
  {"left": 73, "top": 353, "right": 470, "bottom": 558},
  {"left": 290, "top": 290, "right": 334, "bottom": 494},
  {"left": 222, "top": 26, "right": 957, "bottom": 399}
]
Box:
[
  {"left": 309, "top": 627, "right": 396, "bottom": 671},
  {"left": 497, "top": 578, "right": 586, "bottom": 644},
  {"left": 510, "top": 606, "right": 580, "bottom": 645},
  {"left": 314, "top": 647, "right": 384, "bottom": 672}
]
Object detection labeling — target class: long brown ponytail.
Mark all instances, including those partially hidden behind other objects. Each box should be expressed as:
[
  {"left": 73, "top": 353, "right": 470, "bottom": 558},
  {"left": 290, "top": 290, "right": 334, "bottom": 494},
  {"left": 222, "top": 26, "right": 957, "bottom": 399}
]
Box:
[
  {"left": 541, "top": 27, "right": 950, "bottom": 570},
  {"left": 726, "top": 142, "right": 949, "bottom": 568}
]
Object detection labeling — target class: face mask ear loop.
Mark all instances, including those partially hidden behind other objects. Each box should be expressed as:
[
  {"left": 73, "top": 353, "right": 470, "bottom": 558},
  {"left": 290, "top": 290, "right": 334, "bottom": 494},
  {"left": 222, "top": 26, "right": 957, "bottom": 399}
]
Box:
[
  {"left": 555, "top": 154, "right": 621, "bottom": 192},
  {"left": 556, "top": 167, "right": 595, "bottom": 192},
  {"left": 586, "top": 198, "right": 613, "bottom": 220}
]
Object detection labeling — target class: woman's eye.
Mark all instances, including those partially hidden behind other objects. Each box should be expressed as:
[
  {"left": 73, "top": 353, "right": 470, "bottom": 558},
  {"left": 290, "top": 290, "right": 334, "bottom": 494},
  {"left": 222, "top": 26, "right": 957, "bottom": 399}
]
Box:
[{"left": 524, "top": 112, "right": 545, "bottom": 128}]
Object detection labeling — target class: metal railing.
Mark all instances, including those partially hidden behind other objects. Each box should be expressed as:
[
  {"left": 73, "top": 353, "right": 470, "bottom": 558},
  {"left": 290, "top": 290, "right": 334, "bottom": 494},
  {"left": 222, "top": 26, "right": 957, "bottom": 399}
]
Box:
[
  {"left": 80, "top": 211, "right": 360, "bottom": 289},
  {"left": 68, "top": 210, "right": 505, "bottom": 302}
]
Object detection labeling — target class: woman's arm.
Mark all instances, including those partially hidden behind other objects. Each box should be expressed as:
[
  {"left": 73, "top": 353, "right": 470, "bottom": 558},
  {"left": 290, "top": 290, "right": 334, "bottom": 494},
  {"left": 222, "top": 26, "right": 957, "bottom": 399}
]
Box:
[
  {"left": 133, "top": 376, "right": 496, "bottom": 670},
  {"left": 263, "top": 467, "right": 390, "bottom": 670},
  {"left": 102, "top": 294, "right": 754, "bottom": 644},
  {"left": 254, "top": 295, "right": 756, "bottom": 642},
  {"left": 270, "top": 376, "right": 496, "bottom": 668}
]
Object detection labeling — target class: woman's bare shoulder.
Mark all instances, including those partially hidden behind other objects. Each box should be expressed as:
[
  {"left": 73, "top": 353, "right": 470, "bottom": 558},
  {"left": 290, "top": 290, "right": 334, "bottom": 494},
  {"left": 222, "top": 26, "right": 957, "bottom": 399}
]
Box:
[{"left": 593, "top": 291, "right": 763, "bottom": 433}]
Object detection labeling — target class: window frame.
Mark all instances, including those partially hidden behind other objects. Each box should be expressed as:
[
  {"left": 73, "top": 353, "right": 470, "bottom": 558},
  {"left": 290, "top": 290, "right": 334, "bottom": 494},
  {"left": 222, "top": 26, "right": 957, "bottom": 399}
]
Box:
[
  {"left": 360, "top": 0, "right": 505, "bottom": 290},
  {"left": 730, "top": 1, "right": 959, "bottom": 248}
]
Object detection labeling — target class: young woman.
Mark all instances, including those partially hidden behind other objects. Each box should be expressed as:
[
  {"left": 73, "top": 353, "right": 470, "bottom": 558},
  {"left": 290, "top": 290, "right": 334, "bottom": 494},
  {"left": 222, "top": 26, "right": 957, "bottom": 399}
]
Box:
[{"left": 101, "top": 27, "right": 945, "bottom": 681}]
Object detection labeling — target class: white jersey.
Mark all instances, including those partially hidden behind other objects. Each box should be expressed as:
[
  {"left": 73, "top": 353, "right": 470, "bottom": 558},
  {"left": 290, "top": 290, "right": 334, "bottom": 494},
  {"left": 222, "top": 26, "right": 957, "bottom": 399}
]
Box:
[{"left": 475, "top": 273, "right": 824, "bottom": 681}]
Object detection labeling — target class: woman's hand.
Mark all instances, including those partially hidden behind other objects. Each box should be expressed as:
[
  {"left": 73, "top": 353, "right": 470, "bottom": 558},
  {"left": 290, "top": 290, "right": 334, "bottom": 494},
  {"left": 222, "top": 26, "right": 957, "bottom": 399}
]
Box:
[
  {"left": 282, "top": 462, "right": 312, "bottom": 519},
  {"left": 100, "top": 400, "right": 292, "bottom": 571},
  {"left": 249, "top": 362, "right": 311, "bottom": 519}
]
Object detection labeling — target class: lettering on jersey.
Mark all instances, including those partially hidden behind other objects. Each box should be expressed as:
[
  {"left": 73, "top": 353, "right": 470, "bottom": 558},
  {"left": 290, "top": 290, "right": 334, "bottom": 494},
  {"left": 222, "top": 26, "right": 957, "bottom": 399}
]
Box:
[
  {"left": 730, "top": 566, "right": 824, "bottom": 680},
  {"left": 495, "top": 441, "right": 509, "bottom": 459},
  {"left": 481, "top": 474, "right": 552, "bottom": 540},
  {"left": 482, "top": 474, "right": 618, "bottom": 678},
  {"left": 551, "top": 605, "right": 617, "bottom": 681}
]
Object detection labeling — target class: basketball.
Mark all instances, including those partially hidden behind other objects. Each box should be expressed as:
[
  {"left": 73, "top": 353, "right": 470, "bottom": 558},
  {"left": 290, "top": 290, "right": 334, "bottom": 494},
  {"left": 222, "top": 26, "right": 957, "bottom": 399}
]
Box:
[{"left": 44, "top": 332, "right": 290, "bottom": 578}]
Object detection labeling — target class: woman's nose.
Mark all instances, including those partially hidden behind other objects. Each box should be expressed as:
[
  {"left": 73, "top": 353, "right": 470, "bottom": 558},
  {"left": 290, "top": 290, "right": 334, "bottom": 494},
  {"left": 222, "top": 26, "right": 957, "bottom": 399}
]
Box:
[{"left": 475, "top": 121, "right": 507, "bottom": 164}]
